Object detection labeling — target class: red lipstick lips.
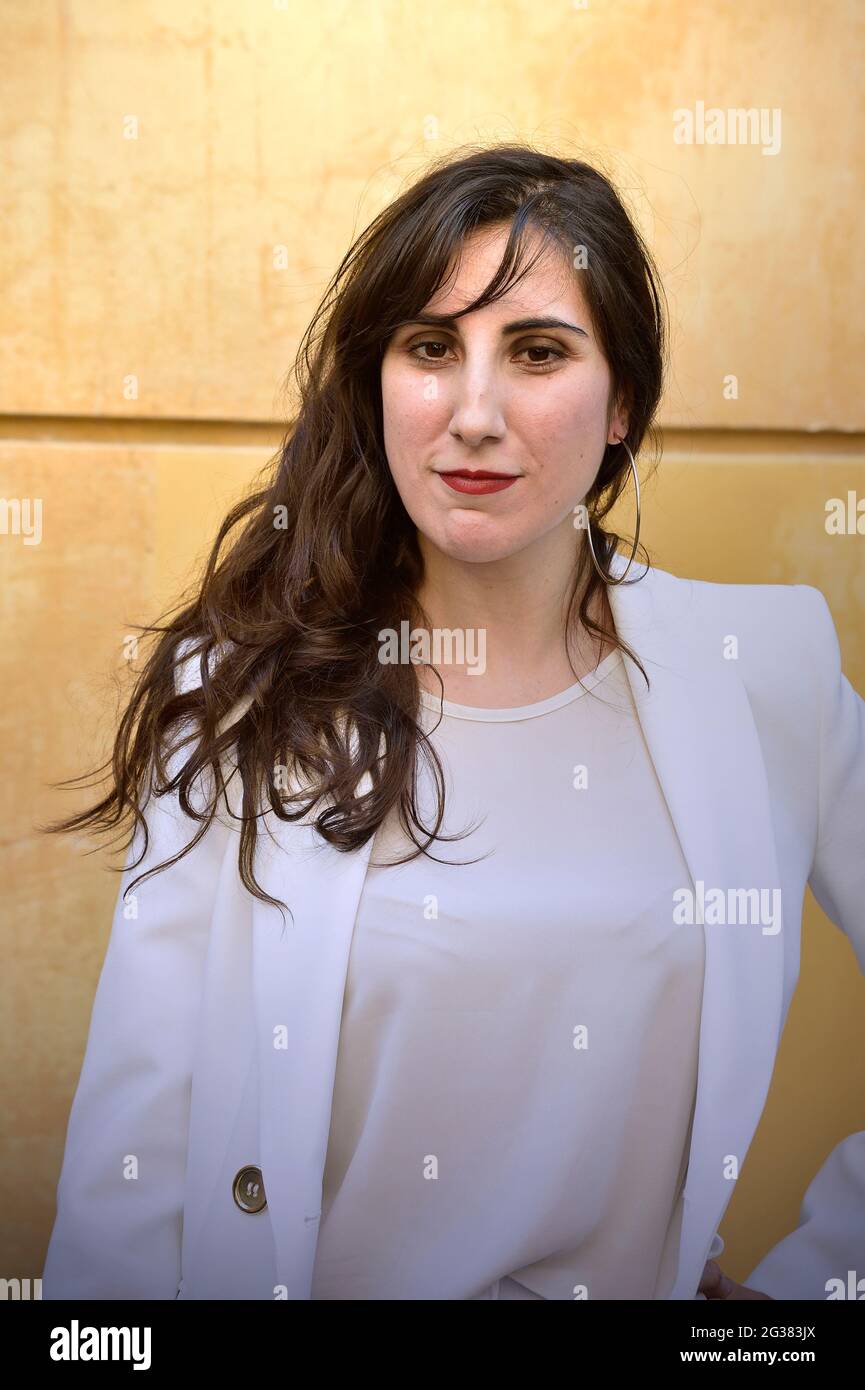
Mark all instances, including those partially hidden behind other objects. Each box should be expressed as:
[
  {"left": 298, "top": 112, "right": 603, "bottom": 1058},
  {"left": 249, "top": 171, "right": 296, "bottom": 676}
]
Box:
[{"left": 437, "top": 469, "right": 520, "bottom": 495}]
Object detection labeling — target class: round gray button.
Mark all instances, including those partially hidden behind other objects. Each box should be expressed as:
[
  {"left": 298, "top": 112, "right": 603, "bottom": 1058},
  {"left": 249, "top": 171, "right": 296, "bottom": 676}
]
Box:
[{"left": 232, "top": 1165, "right": 267, "bottom": 1213}]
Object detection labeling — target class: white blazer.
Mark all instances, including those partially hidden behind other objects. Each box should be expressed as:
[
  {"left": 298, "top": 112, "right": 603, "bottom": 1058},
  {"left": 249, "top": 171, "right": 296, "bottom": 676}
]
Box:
[{"left": 42, "top": 549, "right": 865, "bottom": 1301}]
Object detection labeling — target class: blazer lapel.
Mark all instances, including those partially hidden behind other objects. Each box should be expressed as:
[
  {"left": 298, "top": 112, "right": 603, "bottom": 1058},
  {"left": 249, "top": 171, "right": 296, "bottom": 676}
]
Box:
[
  {"left": 251, "top": 780, "right": 378, "bottom": 1298},
  {"left": 607, "top": 550, "right": 786, "bottom": 1298},
  {"left": 248, "top": 550, "right": 786, "bottom": 1301}
]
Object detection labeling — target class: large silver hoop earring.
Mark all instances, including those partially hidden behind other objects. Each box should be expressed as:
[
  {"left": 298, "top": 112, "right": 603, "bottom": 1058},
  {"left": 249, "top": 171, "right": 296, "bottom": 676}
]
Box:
[{"left": 586, "top": 437, "right": 641, "bottom": 586}]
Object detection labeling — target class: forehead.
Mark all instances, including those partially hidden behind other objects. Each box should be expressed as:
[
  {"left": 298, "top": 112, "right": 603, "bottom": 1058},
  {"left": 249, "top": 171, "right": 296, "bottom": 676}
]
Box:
[{"left": 422, "top": 221, "right": 586, "bottom": 321}]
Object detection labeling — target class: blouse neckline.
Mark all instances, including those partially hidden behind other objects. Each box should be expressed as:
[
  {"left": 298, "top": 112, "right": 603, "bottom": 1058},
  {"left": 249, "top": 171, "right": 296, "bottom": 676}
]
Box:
[{"left": 418, "top": 648, "right": 624, "bottom": 723}]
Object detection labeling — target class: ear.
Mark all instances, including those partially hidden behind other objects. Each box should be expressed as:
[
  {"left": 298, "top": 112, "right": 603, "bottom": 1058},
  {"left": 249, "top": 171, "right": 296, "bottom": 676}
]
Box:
[{"left": 606, "top": 389, "right": 630, "bottom": 446}]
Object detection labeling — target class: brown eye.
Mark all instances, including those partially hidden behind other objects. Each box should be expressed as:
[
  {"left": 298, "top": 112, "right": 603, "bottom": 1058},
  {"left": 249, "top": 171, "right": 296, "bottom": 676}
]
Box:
[
  {"left": 409, "top": 340, "right": 452, "bottom": 362},
  {"left": 515, "top": 344, "right": 567, "bottom": 371}
]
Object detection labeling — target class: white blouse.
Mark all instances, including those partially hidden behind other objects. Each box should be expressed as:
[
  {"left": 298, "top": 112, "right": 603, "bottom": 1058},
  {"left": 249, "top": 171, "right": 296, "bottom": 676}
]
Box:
[{"left": 311, "top": 647, "right": 705, "bottom": 1300}]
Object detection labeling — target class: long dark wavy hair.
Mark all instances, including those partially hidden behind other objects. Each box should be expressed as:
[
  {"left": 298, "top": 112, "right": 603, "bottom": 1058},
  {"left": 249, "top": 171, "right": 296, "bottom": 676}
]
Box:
[{"left": 45, "top": 143, "right": 666, "bottom": 915}]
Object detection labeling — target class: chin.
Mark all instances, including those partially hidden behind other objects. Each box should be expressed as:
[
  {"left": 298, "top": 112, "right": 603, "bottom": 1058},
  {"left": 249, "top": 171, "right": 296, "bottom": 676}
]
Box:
[{"left": 426, "top": 515, "right": 529, "bottom": 564}]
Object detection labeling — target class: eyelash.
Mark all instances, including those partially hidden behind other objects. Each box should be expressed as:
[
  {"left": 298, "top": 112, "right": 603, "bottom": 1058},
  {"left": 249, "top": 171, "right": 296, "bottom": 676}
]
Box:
[{"left": 406, "top": 340, "right": 567, "bottom": 373}]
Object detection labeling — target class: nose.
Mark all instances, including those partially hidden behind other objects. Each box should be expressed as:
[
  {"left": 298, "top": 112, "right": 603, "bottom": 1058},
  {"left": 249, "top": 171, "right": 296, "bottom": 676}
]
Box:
[{"left": 446, "top": 355, "right": 507, "bottom": 449}]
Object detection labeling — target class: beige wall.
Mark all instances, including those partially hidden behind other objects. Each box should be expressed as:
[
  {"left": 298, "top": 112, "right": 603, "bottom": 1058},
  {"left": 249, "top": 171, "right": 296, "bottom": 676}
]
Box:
[{"left": 2, "top": 0, "right": 863, "bottom": 1292}]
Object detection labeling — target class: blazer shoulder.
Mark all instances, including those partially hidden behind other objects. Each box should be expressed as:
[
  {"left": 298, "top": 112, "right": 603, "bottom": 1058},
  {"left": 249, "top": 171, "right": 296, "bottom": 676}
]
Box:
[
  {"left": 172, "top": 636, "right": 235, "bottom": 697},
  {"left": 644, "top": 569, "right": 837, "bottom": 711},
  {"left": 170, "top": 636, "right": 251, "bottom": 782},
  {"left": 657, "top": 569, "right": 833, "bottom": 650}
]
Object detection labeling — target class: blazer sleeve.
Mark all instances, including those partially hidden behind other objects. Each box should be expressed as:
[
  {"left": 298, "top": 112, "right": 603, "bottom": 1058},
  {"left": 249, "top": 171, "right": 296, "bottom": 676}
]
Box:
[
  {"left": 41, "top": 644, "right": 236, "bottom": 1300},
  {"left": 743, "top": 585, "right": 865, "bottom": 1299}
]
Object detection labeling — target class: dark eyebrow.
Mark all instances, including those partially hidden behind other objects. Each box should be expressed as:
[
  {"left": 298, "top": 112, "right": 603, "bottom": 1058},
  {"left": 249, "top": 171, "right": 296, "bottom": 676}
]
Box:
[{"left": 398, "top": 313, "right": 589, "bottom": 339}]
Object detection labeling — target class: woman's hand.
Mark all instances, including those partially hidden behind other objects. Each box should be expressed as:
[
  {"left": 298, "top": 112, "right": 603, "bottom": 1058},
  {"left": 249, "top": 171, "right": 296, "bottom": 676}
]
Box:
[{"left": 698, "top": 1260, "right": 774, "bottom": 1300}]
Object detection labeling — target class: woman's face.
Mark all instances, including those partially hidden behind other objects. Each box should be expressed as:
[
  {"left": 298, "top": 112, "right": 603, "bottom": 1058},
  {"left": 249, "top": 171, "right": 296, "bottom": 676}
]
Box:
[{"left": 380, "top": 221, "right": 628, "bottom": 566}]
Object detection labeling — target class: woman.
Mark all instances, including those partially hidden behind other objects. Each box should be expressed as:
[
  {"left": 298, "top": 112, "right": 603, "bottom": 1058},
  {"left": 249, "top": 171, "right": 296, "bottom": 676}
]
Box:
[{"left": 42, "top": 145, "right": 865, "bottom": 1301}]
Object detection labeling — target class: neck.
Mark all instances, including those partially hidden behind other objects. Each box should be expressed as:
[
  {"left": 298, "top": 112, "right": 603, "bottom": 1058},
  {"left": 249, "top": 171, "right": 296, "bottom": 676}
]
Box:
[{"left": 412, "top": 523, "right": 616, "bottom": 706}]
